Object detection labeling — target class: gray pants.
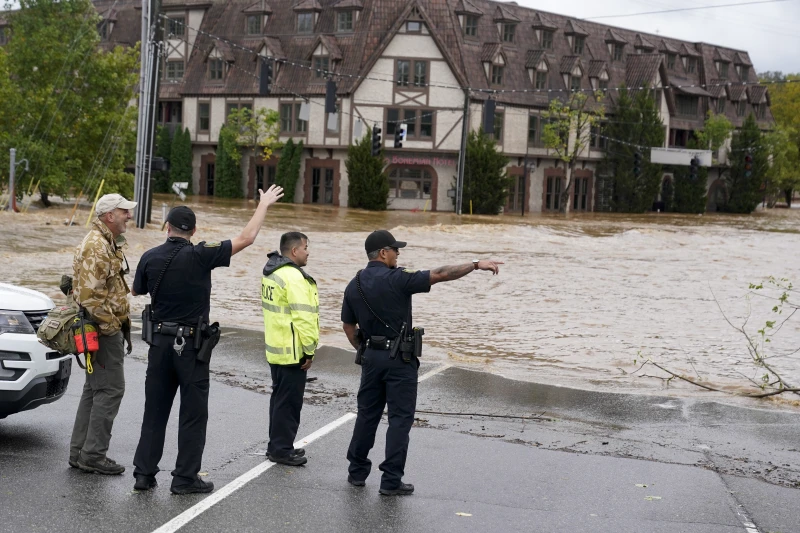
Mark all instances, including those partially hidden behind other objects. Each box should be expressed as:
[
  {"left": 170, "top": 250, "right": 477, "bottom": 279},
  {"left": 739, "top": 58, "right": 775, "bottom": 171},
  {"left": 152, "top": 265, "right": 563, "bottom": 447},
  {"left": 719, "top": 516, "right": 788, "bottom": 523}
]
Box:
[{"left": 69, "top": 332, "right": 126, "bottom": 462}]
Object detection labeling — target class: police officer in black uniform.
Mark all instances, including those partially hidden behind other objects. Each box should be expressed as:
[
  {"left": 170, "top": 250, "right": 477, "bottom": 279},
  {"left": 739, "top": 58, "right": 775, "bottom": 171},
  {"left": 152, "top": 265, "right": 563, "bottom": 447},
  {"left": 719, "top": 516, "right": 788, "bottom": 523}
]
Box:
[
  {"left": 341, "top": 230, "right": 501, "bottom": 495},
  {"left": 130, "top": 185, "right": 283, "bottom": 495}
]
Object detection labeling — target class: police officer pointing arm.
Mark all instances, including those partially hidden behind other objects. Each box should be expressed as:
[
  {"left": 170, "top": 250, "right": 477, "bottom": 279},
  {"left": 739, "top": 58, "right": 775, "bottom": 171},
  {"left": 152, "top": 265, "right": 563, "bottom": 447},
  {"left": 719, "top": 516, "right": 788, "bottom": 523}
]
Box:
[
  {"left": 129, "top": 185, "right": 283, "bottom": 495},
  {"left": 341, "top": 230, "right": 501, "bottom": 496}
]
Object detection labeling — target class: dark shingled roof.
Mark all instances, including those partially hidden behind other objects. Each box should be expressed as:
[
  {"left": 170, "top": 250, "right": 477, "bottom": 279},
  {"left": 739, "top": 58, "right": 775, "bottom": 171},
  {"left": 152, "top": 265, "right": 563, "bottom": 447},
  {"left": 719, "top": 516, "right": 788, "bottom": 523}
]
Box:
[
  {"left": 713, "top": 48, "right": 732, "bottom": 62},
  {"left": 294, "top": 0, "right": 323, "bottom": 11},
  {"left": 564, "top": 20, "right": 588, "bottom": 36},
  {"left": 493, "top": 4, "right": 519, "bottom": 22},
  {"left": 605, "top": 29, "right": 627, "bottom": 44},
  {"left": 706, "top": 79, "right": 727, "bottom": 98},
  {"left": 316, "top": 34, "right": 343, "bottom": 60},
  {"left": 673, "top": 84, "right": 712, "bottom": 97},
  {"left": 679, "top": 43, "right": 701, "bottom": 57},
  {"left": 525, "top": 49, "right": 545, "bottom": 69},
  {"left": 659, "top": 40, "right": 679, "bottom": 54},
  {"left": 625, "top": 53, "right": 662, "bottom": 89},
  {"left": 454, "top": 0, "right": 482, "bottom": 15},
  {"left": 634, "top": 34, "right": 655, "bottom": 50},
  {"left": 733, "top": 51, "right": 752, "bottom": 66},
  {"left": 480, "top": 42, "right": 501, "bottom": 62},
  {"left": 531, "top": 12, "right": 557, "bottom": 29},
  {"left": 588, "top": 59, "right": 606, "bottom": 78},
  {"left": 560, "top": 55, "right": 580, "bottom": 74},
  {"left": 728, "top": 84, "right": 747, "bottom": 101},
  {"left": 748, "top": 85, "right": 768, "bottom": 103},
  {"left": 242, "top": 1, "right": 272, "bottom": 14}
]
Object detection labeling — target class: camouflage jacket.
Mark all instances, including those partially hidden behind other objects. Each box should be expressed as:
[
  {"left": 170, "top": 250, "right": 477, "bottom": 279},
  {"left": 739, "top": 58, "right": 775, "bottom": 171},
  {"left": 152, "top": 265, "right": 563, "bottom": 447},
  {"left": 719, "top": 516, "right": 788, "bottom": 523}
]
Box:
[{"left": 72, "top": 220, "right": 131, "bottom": 335}]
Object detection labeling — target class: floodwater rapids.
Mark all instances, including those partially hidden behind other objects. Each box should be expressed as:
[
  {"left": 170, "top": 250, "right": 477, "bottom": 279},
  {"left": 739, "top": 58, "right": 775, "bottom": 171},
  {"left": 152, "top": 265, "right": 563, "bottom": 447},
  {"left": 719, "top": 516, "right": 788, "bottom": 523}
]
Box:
[{"left": 1, "top": 196, "right": 798, "bottom": 407}]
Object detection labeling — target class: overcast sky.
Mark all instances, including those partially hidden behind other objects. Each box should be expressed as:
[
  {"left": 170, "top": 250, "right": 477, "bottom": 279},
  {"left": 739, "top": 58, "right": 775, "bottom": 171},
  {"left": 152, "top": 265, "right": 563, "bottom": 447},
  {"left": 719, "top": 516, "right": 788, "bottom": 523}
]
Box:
[{"left": 516, "top": 0, "right": 800, "bottom": 74}]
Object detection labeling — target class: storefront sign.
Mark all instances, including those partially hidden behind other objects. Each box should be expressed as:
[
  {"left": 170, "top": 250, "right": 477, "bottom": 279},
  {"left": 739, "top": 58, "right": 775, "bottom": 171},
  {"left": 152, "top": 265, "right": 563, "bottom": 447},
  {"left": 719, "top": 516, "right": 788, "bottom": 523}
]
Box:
[{"left": 387, "top": 152, "right": 457, "bottom": 167}]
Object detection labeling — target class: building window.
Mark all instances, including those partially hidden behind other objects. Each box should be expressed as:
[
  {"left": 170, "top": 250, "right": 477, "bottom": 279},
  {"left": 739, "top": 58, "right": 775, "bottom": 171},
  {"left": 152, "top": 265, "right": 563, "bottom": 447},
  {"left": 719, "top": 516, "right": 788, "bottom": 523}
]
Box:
[
  {"left": 396, "top": 60, "right": 427, "bottom": 88},
  {"left": 544, "top": 176, "right": 562, "bottom": 211},
  {"left": 246, "top": 15, "right": 261, "bottom": 35},
  {"left": 756, "top": 103, "right": 766, "bottom": 119},
  {"left": 491, "top": 64, "right": 504, "bottom": 85},
  {"left": 159, "top": 101, "right": 183, "bottom": 125},
  {"left": 198, "top": 102, "right": 210, "bottom": 132},
  {"left": 209, "top": 58, "right": 224, "bottom": 81},
  {"left": 737, "top": 100, "right": 747, "bottom": 117},
  {"left": 98, "top": 22, "right": 109, "bottom": 40},
  {"left": 279, "top": 103, "right": 307, "bottom": 133},
  {"left": 686, "top": 57, "right": 697, "bottom": 74},
  {"left": 535, "top": 70, "right": 547, "bottom": 90},
  {"left": 166, "top": 61, "right": 184, "bottom": 80},
  {"left": 718, "top": 62, "right": 728, "bottom": 79},
  {"left": 493, "top": 111, "right": 504, "bottom": 140},
  {"left": 403, "top": 109, "right": 417, "bottom": 137},
  {"left": 386, "top": 108, "right": 433, "bottom": 139},
  {"left": 570, "top": 75, "right": 581, "bottom": 92},
  {"left": 573, "top": 36, "right": 585, "bottom": 55},
  {"left": 420, "top": 111, "right": 433, "bottom": 137},
  {"left": 336, "top": 11, "right": 353, "bottom": 32},
  {"left": 613, "top": 44, "right": 624, "bottom": 61},
  {"left": 590, "top": 124, "right": 607, "bottom": 149},
  {"left": 311, "top": 167, "right": 334, "bottom": 204},
  {"left": 541, "top": 30, "right": 553, "bottom": 49},
  {"left": 667, "top": 53, "right": 676, "bottom": 69},
  {"left": 464, "top": 15, "right": 478, "bottom": 37},
  {"left": 226, "top": 103, "right": 252, "bottom": 121},
  {"left": 527, "top": 115, "right": 539, "bottom": 146},
  {"left": 738, "top": 65, "right": 750, "bottom": 80},
  {"left": 573, "top": 176, "right": 589, "bottom": 211},
  {"left": 388, "top": 167, "right": 432, "bottom": 199},
  {"left": 386, "top": 108, "right": 400, "bottom": 135},
  {"left": 716, "top": 98, "right": 726, "bottom": 114},
  {"left": 676, "top": 95, "right": 698, "bottom": 116},
  {"left": 313, "top": 56, "right": 329, "bottom": 78},
  {"left": 294, "top": 103, "right": 307, "bottom": 132},
  {"left": 406, "top": 21, "right": 422, "bottom": 33},
  {"left": 297, "top": 12, "right": 313, "bottom": 33},
  {"left": 255, "top": 165, "right": 277, "bottom": 196},
  {"left": 167, "top": 16, "right": 185, "bottom": 37},
  {"left": 599, "top": 79, "right": 609, "bottom": 92},
  {"left": 280, "top": 103, "right": 293, "bottom": 132},
  {"left": 502, "top": 23, "right": 515, "bottom": 43}
]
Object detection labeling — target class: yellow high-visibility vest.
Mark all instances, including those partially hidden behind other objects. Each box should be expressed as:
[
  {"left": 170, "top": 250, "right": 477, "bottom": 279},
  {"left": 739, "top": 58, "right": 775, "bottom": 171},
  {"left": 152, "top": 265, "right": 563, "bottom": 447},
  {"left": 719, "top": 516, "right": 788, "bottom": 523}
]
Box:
[{"left": 261, "top": 265, "right": 319, "bottom": 365}]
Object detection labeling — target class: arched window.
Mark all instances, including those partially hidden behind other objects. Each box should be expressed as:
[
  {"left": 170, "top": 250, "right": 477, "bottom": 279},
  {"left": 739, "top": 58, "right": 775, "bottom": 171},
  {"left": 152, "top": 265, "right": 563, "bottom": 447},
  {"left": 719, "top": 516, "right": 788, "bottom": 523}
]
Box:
[{"left": 388, "top": 167, "right": 432, "bottom": 199}]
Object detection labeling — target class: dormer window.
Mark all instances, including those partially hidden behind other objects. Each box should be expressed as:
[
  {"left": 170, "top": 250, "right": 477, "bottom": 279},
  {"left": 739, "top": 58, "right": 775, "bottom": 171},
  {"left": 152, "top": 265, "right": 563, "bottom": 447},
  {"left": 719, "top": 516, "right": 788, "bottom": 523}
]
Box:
[
  {"left": 337, "top": 11, "right": 353, "bottom": 32},
  {"left": 716, "top": 61, "right": 729, "bottom": 79},
  {"left": 737, "top": 65, "right": 749, "bottom": 79},
  {"left": 535, "top": 69, "right": 547, "bottom": 90},
  {"left": 297, "top": 12, "right": 314, "bottom": 33},
  {"left": 167, "top": 16, "right": 185, "bottom": 37},
  {"left": 491, "top": 64, "right": 504, "bottom": 85},
  {"left": 541, "top": 30, "right": 553, "bottom": 49},
  {"left": 571, "top": 74, "right": 581, "bottom": 92},
  {"left": 313, "top": 56, "right": 329, "bottom": 78},
  {"left": 686, "top": 57, "right": 697, "bottom": 74},
  {"left": 501, "top": 23, "right": 515, "bottom": 43},
  {"left": 612, "top": 43, "right": 624, "bottom": 61},
  {"left": 247, "top": 15, "right": 261, "bottom": 35},
  {"left": 406, "top": 21, "right": 422, "bottom": 32},
  {"left": 209, "top": 58, "right": 225, "bottom": 81},
  {"left": 667, "top": 54, "right": 676, "bottom": 69},
  {"left": 464, "top": 15, "right": 478, "bottom": 37},
  {"left": 98, "top": 22, "right": 109, "bottom": 40},
  {"left": 716, "top": 98, "right": 726, "bottom": 114},
  {"left": 573, "top": 36, "right": 585, "bottom": 55}
]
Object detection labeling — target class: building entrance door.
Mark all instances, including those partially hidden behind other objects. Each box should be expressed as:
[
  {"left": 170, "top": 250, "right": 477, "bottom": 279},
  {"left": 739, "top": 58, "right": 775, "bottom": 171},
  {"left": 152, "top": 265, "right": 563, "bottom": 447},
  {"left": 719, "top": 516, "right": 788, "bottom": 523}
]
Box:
[{"left": 311, "top": 167, "right": 334, "bottom": 204}]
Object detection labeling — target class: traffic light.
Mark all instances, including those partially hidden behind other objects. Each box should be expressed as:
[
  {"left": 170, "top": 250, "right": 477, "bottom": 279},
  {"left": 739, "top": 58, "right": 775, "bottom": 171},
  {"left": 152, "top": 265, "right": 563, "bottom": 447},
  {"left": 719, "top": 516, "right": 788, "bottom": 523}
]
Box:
[
  {"left": 744, "top": 151, "right": 753, "bottom": 179},
  {"left": 394, "top": 124, "right": 405, "bottom": 148},
  {"left": 371, "top": 126, "right": 382, "bottom": 157},
  {"left": 259, "top": 57, "right": 273, "bottom": 96},
  {"left": 633, "top": 151, "right": 642, "bottom": 177},
  {"left": 689, "top": 156, "right": 699, "bottom": 182}
]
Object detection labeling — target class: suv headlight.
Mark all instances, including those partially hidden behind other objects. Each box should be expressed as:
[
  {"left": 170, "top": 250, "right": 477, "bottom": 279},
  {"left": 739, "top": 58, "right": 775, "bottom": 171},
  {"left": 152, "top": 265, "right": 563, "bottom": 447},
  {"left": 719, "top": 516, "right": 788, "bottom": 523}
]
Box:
[{"left": 0, "top": 310, "right": 35, "bottom": 335}]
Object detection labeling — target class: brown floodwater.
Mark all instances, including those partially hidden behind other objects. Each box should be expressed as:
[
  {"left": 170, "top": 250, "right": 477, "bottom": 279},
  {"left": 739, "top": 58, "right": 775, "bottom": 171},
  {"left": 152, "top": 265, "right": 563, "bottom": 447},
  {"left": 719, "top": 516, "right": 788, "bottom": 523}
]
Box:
[{"left": 2, "top": 195, "right": 799, "bottom": 407}]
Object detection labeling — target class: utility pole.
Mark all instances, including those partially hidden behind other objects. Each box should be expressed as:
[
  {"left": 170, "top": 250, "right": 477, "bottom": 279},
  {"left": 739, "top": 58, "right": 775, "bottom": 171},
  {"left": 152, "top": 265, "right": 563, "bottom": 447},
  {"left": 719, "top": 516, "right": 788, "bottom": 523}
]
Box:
[
  {"left": 455, "top": 88, "right": 470, "bottom": 215},
  {"left": 7, "top": 148, "right": 29, "bottom": 213},
  {"left": 134, "top": 0, "right": 163, "bottom": 228}
]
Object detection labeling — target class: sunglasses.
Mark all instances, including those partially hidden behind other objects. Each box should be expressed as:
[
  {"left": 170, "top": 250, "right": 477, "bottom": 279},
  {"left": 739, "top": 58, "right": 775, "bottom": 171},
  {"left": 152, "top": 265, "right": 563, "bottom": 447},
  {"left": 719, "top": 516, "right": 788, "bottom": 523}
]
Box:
[{"left": 382, "top": 246, "right": 399, "bottom": 253}]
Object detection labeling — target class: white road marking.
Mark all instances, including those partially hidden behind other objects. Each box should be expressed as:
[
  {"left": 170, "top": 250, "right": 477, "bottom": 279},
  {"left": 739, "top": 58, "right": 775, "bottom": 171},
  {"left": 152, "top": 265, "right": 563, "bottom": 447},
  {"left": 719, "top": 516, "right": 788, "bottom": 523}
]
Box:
[
  {"left": 151, "top": 412, "right": 356, "bottom": 533},
  {"left": 419, "top": 363, "right": 451, "bottom": 383}
]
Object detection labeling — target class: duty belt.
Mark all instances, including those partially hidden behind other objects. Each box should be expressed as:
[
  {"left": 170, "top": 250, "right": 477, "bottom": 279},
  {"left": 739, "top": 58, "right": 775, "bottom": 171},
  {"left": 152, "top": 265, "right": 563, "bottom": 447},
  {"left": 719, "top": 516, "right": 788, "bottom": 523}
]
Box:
[
  {"left": 154, "top": 322, "right": 196, "bottom": 337},
  {"left": 365, "top": 336, "right": 396, "bottom": 351}
]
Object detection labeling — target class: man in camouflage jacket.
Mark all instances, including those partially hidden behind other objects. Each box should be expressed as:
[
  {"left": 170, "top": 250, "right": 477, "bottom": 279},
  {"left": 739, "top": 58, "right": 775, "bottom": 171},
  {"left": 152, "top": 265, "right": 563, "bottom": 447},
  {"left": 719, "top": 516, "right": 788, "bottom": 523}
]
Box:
[{"left": 69, "top": 193, "right": 136, "bottom": 475}]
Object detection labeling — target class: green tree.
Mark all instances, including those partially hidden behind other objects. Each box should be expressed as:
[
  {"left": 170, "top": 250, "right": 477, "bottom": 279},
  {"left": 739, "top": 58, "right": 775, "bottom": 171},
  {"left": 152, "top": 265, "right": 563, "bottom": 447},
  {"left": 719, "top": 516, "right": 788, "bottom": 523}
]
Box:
[
  {"left": 461, "top": 129, "right": 511, "bottom": 215},
  {"left": 600, "top": 88, "right": 665, "bottom": 213},
  {"left": 226, "top": 107, "right": 281, "bottom": 162},
  {"left": 346, "top": 128, "right": 388, "bottom": 210},
  {"left": 170, "top": 127, "right": 193, "bottom": 194},
  {"left": 696, "top": 111, "right": 734, "bottom": 160},
  {"left": 274, "top": 138, "right": 303, "bottom": 202},
  {"left": 669, "top": 164, "right": 708, "bottom": 213},
  {"left": 153, "top": 126, "right": 172, "bottom": 193},
  {"left": 764, "top": 125, "right": 800, "bottom": 206},
  {"left": 0, "top": 0, "right": 139, "bottom": 204},
  {"left": 761, "top": 73, "right": 800, "bottom": 204},
  {"left": 724, "top": 114, "right": 767, "bottom": 213},
  {"left": 543, "top": 91, "right": 605, "bottom": 212},
  {"left": 214, "top": 126, "right": 242, "bottom": 198}
]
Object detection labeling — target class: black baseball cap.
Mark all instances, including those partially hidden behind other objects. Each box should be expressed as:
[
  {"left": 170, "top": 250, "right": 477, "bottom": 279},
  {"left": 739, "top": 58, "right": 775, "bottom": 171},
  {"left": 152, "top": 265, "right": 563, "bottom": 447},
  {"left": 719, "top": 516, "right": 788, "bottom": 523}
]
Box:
[
  {"left": 365, "top": 230, "right": 407, "bottom": 254},
  {"left": 167, "top": 206, "right": 196, "bottom": 231}
]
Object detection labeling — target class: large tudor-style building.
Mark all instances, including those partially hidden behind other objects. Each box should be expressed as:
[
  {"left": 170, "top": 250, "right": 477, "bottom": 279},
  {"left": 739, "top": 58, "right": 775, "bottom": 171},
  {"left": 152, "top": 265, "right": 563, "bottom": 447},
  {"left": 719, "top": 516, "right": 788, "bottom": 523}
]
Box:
[{"left": 85, "top": 0, "right": 772, "bottom": 212}]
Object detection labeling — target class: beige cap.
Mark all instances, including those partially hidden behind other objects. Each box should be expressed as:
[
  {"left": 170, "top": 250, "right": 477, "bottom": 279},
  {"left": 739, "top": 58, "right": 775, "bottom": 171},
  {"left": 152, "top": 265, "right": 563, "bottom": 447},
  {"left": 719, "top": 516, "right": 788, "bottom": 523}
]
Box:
[{"left": 95, "top": 194, "right": 137, "bottom": 216}]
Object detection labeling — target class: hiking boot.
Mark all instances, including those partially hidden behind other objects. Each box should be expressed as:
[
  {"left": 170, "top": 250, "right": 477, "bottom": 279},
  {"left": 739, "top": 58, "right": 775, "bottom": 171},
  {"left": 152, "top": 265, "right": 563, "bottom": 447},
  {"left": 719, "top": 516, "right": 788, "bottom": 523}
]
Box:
[
  {"left": 347, "top": 475, "right": 366, "bottom": 487},
  {"left": 170, "top": 478, "right": 214, "bottom": 495},
  {"left": 379, "top": 483, "right": 414, "bottom": 496},
  {"left": 134, "top": 475, "right": 158, "bottom": 491},
  {"left": 267, "top": 453, "right": 307, "bottom": 466},
  {"left": 293, "top": 447, "right": 306, "bottom": 457},
  {"left": 77, "top": 456, "right": 125, "bottom": 475},
  {"left": 68, "top": 457, "right": 79, "bottom": 469}
]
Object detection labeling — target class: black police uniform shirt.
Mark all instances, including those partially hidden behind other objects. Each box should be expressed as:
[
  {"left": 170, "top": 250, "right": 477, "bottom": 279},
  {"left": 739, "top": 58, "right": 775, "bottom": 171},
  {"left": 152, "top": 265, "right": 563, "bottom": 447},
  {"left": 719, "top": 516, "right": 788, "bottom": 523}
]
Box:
[
  {"left": 133, "top": 238, "right": 233, "bottom": 325},
  {"left": 341, "top": 261, "right": 431, "bottom": 338}
]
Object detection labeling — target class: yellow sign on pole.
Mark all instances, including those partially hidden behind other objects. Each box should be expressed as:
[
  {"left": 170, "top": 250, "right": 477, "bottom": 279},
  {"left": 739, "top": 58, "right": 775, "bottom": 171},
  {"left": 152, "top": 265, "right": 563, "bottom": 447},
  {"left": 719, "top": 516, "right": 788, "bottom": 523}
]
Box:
[{"left": 86, "top": 179, "right": 106, "bottom": 227}]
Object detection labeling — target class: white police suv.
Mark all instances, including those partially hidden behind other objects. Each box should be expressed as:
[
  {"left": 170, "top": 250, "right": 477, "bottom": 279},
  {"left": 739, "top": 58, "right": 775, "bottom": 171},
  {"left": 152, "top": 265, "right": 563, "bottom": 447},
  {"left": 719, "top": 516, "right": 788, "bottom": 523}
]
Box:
[{"left": 0, "top": 282, "right": 72, "bottom": 419}]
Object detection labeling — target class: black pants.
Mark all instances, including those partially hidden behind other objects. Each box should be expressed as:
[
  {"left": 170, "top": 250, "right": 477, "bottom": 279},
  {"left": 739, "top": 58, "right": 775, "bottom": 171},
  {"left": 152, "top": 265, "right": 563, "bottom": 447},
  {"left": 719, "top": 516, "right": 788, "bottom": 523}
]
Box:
[
  {"left": 267, "top": 363, "right": 307, "bottom": 458},
  {"left": 347, "top": 349, "right": 418, "bottom": 490},
  {"left": 133, "top": 333, "right": 210, "bottom": 488}
]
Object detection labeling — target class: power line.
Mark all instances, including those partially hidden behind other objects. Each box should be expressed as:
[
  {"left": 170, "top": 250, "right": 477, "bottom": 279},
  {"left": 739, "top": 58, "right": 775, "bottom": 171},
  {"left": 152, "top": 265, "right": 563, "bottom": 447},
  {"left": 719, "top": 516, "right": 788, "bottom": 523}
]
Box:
[{"left": 584, "top": 0, "right": 792, "bottom": 20}]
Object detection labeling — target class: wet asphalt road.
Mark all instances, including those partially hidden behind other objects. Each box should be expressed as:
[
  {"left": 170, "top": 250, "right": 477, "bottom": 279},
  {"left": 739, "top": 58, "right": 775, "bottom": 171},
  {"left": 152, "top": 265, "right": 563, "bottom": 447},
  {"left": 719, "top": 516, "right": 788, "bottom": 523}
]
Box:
[{"left": 1, "top": 328, "right": 799, "bottom": 533}]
